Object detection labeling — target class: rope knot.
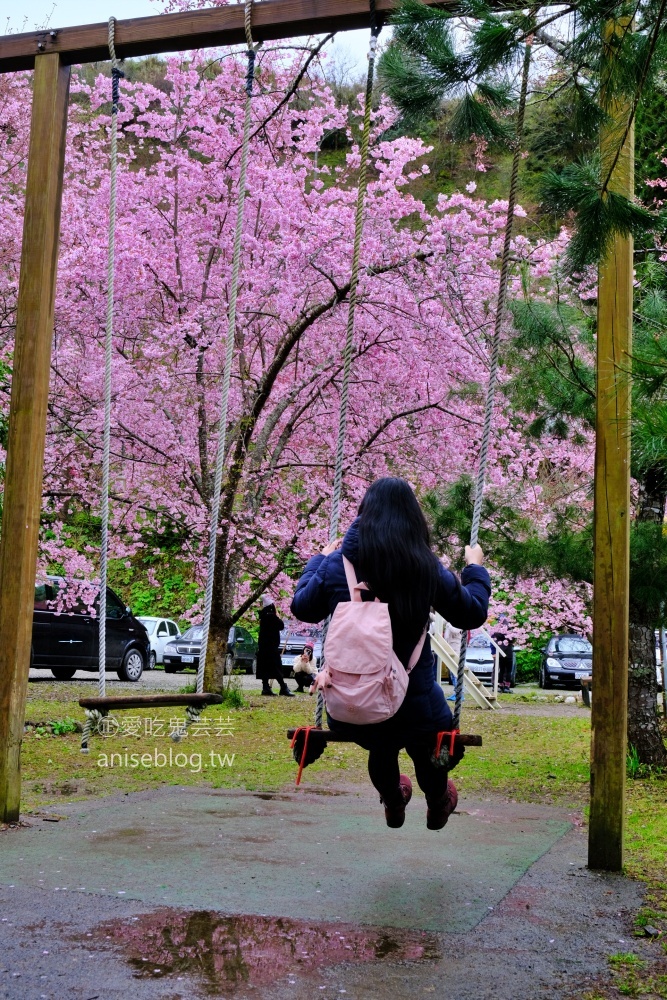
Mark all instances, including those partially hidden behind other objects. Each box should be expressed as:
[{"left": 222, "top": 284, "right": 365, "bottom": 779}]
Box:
[
  {"left": 245, "top": 48, "right": 256, "bottom": 96},
  {"left": 111, "top": 66, "right": 124, "bottom": 113},
  {"left": 108, "top": 18, "right": 124, "bottom": 114}
]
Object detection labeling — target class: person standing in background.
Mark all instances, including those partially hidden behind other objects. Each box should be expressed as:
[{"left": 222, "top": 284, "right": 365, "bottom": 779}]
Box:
[
  {"left": 491, "top": 616, "right": 515, "bottom": 693},
  {"left": 257, "top": 595, "right": 293, "bottom": 696}
]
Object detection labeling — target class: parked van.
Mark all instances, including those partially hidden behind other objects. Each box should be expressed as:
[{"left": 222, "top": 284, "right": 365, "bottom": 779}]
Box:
[{"left": 31, "top": 576, "right": 150, "bottom": 682}]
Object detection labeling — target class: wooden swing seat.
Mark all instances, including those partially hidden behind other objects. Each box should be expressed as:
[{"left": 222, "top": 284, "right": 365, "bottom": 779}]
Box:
[
  {"left": 79, "top": 693, "right": 223, "bottom": 711},
  {"left": 287, "top": 728, "right": 482, "bottom": 747},
  {"left": 78, "top": 692, "right": 223, "bottom": 752}
]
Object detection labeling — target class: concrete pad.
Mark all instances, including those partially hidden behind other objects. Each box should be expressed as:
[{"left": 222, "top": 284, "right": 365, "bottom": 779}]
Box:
[
  {"left": 0, "top": 787, "right": 647, "bottom": 1000},
  {"left": 0, "top": 787, "right": 569, "bottom": 933}
]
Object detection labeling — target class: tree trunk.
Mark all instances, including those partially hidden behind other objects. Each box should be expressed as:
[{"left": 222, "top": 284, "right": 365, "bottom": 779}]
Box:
[
  {"left": 203, "top": 542, "right": 233, "bottom": 694},
  {"left": 627, "top": 621, "right": 667, "bottom": 765},
  {"left": 627, "top": 464, "right": 667, "bottom": 765},
  {"left": 637, "top": 465, "right": 667, "bottom": 523}
]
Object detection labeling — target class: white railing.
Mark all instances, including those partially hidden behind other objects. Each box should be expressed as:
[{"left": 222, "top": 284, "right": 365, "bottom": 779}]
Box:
[{"left": 430, "top": 613, "right": 499, "bottom": 711}]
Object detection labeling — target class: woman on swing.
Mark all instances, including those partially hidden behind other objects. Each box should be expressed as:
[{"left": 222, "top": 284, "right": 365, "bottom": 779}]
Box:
[{"left": 291, "top": 477, "right": 490, "bottom": 830}]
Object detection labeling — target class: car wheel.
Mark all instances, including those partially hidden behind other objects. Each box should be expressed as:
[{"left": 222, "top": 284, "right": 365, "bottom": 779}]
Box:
[
  {"left": 539, "top": 665, "right": 552, "bottom": 689},
  {"left": 148, "top": 651, "right": 157, "bottom": 671},
  {"left": 51, "top": 667, "right": 77, "bottom": 681},
  {"left": 246, "top": 657, "right": 257, "bottom": 676},
  {"left": 117, "top": 648, "right": 144, "bottom": 682},
  {"left": 224, "top": 653, "right": 234, "bottom": 675}
]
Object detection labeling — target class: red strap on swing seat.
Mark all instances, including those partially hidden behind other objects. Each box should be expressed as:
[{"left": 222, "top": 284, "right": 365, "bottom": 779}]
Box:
[
  {"left": 290, "top": 725, "right": 320, "bottom": 786},
  {"left": 435, "top": 729, "right": 459, "bottom": 760}
]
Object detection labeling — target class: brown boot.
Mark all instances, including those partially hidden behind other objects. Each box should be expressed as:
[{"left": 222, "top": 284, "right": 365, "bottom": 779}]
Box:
[
  {"left": 426, "top": 779, "right": 458, "bottom": 830},
  {"left": 381, "top": 774, "right": 412, "bottom": 829}
]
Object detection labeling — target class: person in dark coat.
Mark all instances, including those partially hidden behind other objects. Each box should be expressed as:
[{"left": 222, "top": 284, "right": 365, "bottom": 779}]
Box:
[
  {"left": 492, "top": 617, "right": 515, "bottom": 693},
  {"left": 256, "top": 596, "right": 293, "bottom": 696},
  {"left": 291, "top": 477, "right": 491, "bottom": 830}
]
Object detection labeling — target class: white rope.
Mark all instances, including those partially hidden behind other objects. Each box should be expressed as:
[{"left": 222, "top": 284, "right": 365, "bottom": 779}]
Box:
[
  {"left": 197, "top": 1, "right": 260, "bottom": 694},
  {"left": 99, "top": 17, "right": 123, "bottom": 699},
  {"left": 327, "top": 6, "right": 379, "bottom": 544},
  {"left": 452, "top": 36, "right": 533, "bottom": 730},
  {"left": 171, "top": 704, "right": 202, "bottom": 742},
  {"left": 316, "top": 5, "right": 380, "bottom": 726},
  {"left": 80, "top": 708, "right": 108, "bottom": 753}
]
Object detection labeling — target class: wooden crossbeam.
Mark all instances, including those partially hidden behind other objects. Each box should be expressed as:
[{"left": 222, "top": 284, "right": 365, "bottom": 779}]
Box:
[{"left": 0, "top": 0, "right": 459, "bottom": 74}]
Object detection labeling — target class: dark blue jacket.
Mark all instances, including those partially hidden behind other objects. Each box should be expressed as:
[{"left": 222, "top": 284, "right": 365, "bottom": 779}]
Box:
[{"left": 290, "top": 519, "right": 491, "bottom": 742}]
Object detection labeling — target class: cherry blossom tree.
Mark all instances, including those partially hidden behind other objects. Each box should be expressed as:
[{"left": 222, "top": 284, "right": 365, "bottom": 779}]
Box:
[{"left": 0, "top": 50, "right": 588, "bottom": 692}]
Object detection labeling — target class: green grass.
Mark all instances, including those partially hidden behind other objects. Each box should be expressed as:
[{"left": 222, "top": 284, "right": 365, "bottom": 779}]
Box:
[
  {"left": 20, "top": 683, "right": 592, "bottom": 810},
  {"left": 627, "top": 778, "right": 667, "bottom": 880},
  {"left": 20, "top": 687, "right": 364, "bottom": 807},
  {"left": 599, "top": 952, "right": 667, "bottom": 999},
  {"left": 457, "top": 713, "right": 591, "bottom": 803}
]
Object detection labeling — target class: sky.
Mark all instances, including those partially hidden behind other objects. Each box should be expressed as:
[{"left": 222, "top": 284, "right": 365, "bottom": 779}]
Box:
[{"left": 8, "top": 0, "right": 372, "bottom": 76}]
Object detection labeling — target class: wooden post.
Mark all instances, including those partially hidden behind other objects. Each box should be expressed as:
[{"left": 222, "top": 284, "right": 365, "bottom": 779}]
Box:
[
  {"left": 588, "top": 21, "right": 633, "bottom": 871},
  {"left": 0, "top": 54, "right": 70, "bottom": 823}
]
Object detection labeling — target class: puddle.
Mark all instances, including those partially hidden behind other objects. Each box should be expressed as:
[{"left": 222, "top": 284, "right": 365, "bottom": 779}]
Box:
[
  {"left": 252, "top": 792, "right": 292, "bottom": 801},
  {"left": 252, "top": 789, "right": 346, "bottom": 801},
  {"left": 96, "top": 909, "right": 440, "bottom": 992},
  {"left": 301, "top": 788, "right": 347, "bottom": 797},
  {"left": 92, "top": 827, "right": 149, "bottom": 842}
]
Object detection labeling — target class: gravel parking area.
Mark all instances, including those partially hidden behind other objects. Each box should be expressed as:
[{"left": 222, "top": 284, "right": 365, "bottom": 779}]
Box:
[
  {"left": 28, "top": 670, "right": 590, "bottom": 716},
  {"left": 28, "top": 667, "right": 267, "bottom": 692}
]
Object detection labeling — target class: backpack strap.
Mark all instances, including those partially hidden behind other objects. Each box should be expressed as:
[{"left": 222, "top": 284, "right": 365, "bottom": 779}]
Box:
[
  {"left": 406, "top": 629, "right": 428, "bottom": 674},
  {"left": 342, "top": 555, "right": 367, "bottom": 603}
]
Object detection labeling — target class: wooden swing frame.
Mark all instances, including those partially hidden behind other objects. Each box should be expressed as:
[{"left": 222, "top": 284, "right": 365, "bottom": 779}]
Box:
[{"left": 0, "top": 0, "right": 632, "bottom": 873}]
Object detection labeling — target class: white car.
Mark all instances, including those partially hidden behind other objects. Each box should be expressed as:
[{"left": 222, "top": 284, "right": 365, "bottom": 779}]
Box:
[{"left": 136, "top": 617, "right": 181, "bottom": 669}]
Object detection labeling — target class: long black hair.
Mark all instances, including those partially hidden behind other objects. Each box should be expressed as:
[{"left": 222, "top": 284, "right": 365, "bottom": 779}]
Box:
[{"left": 356, "top": 477, "right": 440, "bottom": 643}]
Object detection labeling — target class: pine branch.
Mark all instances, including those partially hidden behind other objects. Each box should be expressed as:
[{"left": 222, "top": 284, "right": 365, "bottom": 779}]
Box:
[{"left": 600, "top": 0, "right": 667, "bottom": 194}]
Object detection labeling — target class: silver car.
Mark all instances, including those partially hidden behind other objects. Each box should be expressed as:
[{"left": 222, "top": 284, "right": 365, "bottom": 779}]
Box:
[
  {"left": 464, "top": 633, "right": 495, "bottom": 685},
  {"left": 136, "top": 616, "right": 181, "bottom": 669}
]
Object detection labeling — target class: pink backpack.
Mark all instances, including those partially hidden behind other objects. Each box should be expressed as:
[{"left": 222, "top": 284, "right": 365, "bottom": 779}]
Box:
[{"left": 312, "top": 556, "right": 426, "bottom": 725}]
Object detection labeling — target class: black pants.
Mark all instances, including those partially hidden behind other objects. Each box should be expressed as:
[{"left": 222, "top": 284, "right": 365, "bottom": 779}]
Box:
[
  {"left": 294, "top": 673, "right": 315, "bottom": 691},
  {"left": 499, "top": 653, "right": 514, "bottom": 686},
  {"left": 261, "top": 666, "right": 287, "bottom": 689},
  {"left": 367, "top": 738, "right": 448, "bottom": 808}
]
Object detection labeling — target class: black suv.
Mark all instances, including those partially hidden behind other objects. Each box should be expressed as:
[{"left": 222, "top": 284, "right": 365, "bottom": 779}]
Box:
[{"left": 31, "top": 577, "right": 150, "bottom": 682}]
